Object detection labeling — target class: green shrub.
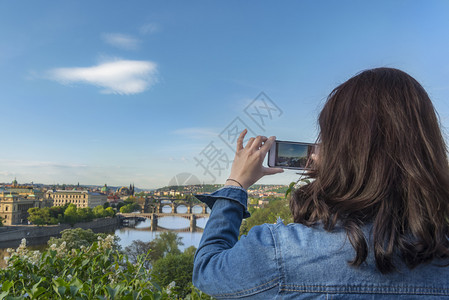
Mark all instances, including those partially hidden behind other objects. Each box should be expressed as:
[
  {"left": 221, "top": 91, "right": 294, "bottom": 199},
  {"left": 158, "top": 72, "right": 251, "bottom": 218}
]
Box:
[
  {"left": 1, "top": 235, "right": 213, "bottom": 299},
  {"left": 47, "top": 228, "right": 120, "bottom": 251},
  {"left": 152, "top": 252, "right": 194, "bottom": 299},
  {"left": 1, "top": 236, "right": 165, "bottom": 299}
]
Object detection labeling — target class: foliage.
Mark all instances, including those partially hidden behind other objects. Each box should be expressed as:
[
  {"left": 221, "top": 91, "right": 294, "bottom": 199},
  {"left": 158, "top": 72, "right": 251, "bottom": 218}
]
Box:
[
  {"left": 149, "top": 232, "right": 183, "bottom": 261},
  {"left": 124, "top": 239, "right": 153, "bottom": 269},
  {"left": 27, "top": 207, "right": 58, "bottom": 225},
  {"left": 124, "top": 234, "right": 202, "bottom": 298},
  {"left": 135, "top": 192, "right": 147, "bottom": 197},
  {"left": 239, "top": 198, "right": 293, "bottom": 238},
  {"left": 184, "top": 195, "right": 201, "bottom": 204},
  {"left": 125, "top": 196, "right": 137, "bottom": 203},
  {"left": 47, "top": 228, "right": 120, "bottom": 251},
  {"left": 105, "top": 207, "right": 115, "bottom": 216},
  {"left": 1, "top": 234, "right": 212, "bottom": 299},
  {"left": 125, "top": 232, "right": 184, "bottom": 267},
  {"left": 183, "top": 246, "right": 197, "bottom": 257},
  {"left": 120, "top": 203, "right": 141, "bottom": 213},
  {"left": 63, "top": 204, "right": 80, "bottom": 225},
  {"left": 93, "top": 205, "right": 115, "bottom": 218},
  {"left": 116, "top": 201, "right": 125, "bottom": 210},
  {"left": 0, "top": 216, "right": 3, "bottom": 226},
  {"left": 1, "top": 237, "right": 168, "bottom": 299},
  {"left": 27, "top": 204, "right": 115, "bottom": 226},
  {"left": 49, "top": 205, "right": 66, "bottom": 219},
  {"left": 152, "top": 252, "right": 194, "bottom": 299}
]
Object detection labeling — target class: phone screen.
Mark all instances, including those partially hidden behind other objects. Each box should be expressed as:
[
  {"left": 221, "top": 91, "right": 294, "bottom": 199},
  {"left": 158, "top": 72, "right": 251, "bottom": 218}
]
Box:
[{"left": 268, "top": 141, "right": 316, "bottom": 170}]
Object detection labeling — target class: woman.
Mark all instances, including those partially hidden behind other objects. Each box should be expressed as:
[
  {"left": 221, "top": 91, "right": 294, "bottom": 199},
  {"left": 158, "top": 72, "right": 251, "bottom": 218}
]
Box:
[{"left": 193, "top": 68, "right": 449, "bottom": 299}]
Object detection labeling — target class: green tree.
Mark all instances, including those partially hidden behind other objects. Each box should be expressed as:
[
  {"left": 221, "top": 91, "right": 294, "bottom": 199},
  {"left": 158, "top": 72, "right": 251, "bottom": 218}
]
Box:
[
  {"left": 48, "top": 228, "right": 120, "bottom": 251},
  {"left": 150, "top": 232, "right": 183, "bottom": 261},
  {"left": 27, "top": 207, "right": 47, "bottom": 225},
  {"left": 76, "top": 207, "right": 94, "bottom": 222},
  {"left": 93, "top": 205, "right": 106, "bottom": 218},
  {"left": 27, "top": 207, "right": 58, "bottom": 225},
  {"left": 105, "top": 207, "right": 115, "bottom": 217},
  {"left": 49, "top": 206, "right": 65, "bottom": 220},
  {"left": 152, "top": 252, "right": 194, "bottom": 298},
  {"left": 183, "top": 245, "right": 197, "bottom": 257},
  {"left": 125, "top": 196, "right": 136, "bottom": 203},
  {"left": 239, "top": 198, "right": 293, "bottom": 237},
  {"left": 119, "top": 203, "right": 141, "bottom": 213},
  {"left": 124, "top": 240, "right": 153, "bottom": 269},
  {"left": 116, "top": 202, "right": 125, "bottom": 210},
  {"left": 124, "top": 232, "right": 184, "bottom": 266},
  {"left": 63, "top": 204, "right": 79, "bottom": 225}
]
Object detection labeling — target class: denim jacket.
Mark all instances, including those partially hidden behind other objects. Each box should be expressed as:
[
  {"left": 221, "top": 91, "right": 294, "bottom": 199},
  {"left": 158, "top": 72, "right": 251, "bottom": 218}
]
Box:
[{"left": 193, "top": 186, "right": 449, "bottom": 299}]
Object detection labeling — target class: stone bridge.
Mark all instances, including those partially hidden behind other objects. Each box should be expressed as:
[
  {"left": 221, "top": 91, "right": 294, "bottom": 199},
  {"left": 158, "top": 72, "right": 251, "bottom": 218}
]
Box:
[
  {"left": 143, "top": 200, "right": 209, "bottom": 214},
  {"left": 118, "top": 212, "right": 209, "bottom": 232}
]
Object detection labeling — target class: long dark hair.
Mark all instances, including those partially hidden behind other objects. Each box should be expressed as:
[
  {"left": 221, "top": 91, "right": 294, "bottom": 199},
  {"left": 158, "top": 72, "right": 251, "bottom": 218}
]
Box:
[{"left": 291, "top": 68, "right": 449, "bottom": 273}]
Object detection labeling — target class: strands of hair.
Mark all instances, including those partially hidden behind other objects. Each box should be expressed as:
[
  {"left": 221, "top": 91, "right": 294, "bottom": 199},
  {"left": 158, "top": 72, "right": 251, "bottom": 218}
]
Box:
[{"left": 290, "top": 68, "right": 449, "bottom": 274}]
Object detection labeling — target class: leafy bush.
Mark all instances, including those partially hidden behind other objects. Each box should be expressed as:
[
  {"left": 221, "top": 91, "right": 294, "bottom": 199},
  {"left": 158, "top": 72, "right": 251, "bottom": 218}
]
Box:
[
  {"left": 1, "top": 237, "right": 165, "bottom": 299},
  {"left": 1, "top": 232, "right": 213, "bottom": 299},
  {"left": 152, "top": 252, "right": 194, "bottom": 299},
  {"left": 48, "top": 228, "right": 120, "bottom": 251}
]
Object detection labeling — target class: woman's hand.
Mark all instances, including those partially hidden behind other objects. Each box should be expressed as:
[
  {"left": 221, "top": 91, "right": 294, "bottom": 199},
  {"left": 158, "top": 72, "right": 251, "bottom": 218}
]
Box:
[{"left": 226, "top": 129, "right": 284, "bottom": 190}]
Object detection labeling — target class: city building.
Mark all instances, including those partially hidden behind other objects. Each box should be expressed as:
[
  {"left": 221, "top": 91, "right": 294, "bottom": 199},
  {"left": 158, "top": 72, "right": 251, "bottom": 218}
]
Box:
[
  {"left": 0, "top": 179, "right": 52, "bottom": 225},
  {"left": 116, "top": 184, "right": 135, "bottom": 200},
  {"left": 0, "top": 191, "right": 48, "bottom": 225},
  {"left": 4, "top": 178, "right": 46, "bottom": 200},
  {"left": 46, "top": 190, "right": 107, "bottom": 208}
]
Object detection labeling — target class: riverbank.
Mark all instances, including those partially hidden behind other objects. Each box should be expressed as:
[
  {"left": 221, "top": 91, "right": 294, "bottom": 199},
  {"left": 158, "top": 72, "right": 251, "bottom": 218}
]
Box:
[{"left": 0, "top": 217, "right": 120, "bottom": 248}]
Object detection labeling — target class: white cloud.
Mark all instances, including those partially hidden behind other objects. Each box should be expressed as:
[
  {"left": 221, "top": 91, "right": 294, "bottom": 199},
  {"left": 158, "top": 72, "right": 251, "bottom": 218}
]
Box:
[
  {"left": 140, "top": 23, "right": 159, "bottom": 35},
  {"left": 172, "top": 127, "right": 219, "bottom": 139},
  {"left": 48, "top": 59, "right": 158, "bottom": 95},
  {"left": 102, "top": 33, "right": 140, "bottom": 50}
]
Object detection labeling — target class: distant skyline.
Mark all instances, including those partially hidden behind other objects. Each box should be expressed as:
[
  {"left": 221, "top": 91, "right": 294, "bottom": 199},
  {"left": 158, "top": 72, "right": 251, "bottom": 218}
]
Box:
[{"left": 1, "top": 1, "right": 449, "bottom": 189}]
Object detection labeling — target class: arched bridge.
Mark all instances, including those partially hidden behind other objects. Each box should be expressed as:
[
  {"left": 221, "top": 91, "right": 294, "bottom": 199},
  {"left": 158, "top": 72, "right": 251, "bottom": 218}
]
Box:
[
  {"left": 118, "top": 211, "right": 209, "bottom": 232},
  {"left": 144, "top": 200, "right": 209, "bottom": 214}
]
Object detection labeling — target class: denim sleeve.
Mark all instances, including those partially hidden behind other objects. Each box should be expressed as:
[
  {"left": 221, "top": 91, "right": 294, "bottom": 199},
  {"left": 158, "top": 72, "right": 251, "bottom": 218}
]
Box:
[{"left": 193, "top": 186, "right": 279, "bottom": 298}]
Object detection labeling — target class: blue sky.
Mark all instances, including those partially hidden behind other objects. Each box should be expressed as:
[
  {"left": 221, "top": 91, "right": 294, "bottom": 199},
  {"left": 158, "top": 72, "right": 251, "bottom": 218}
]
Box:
[{"left": 1, "top": 1, "right": 449, "bottom": 189}]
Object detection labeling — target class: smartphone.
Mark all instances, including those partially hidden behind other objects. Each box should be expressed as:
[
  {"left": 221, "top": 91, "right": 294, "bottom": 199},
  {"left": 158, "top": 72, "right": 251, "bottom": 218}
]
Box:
[{"left": 268, "top": 140, "right": 317, "bottom": 170}]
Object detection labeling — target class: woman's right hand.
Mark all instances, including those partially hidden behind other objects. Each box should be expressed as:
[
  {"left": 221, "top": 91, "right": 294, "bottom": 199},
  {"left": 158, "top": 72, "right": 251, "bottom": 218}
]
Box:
[{"left": 226, "top": 129, "right": 283, "bottom": 190}]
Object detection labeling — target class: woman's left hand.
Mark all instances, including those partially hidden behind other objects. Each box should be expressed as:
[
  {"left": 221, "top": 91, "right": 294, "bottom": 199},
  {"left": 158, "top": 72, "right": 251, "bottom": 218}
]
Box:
[{"left": 227, "top": 129, "right": 284, "bottom": 190}]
